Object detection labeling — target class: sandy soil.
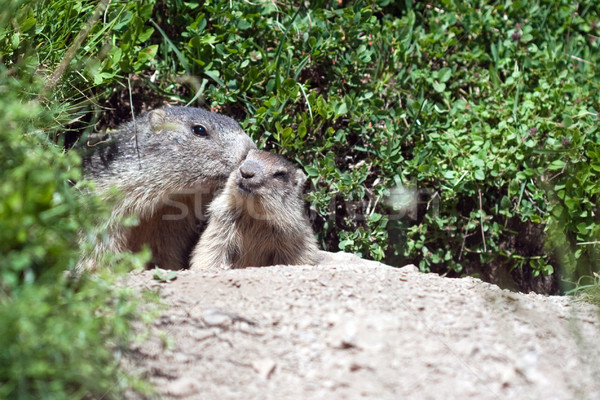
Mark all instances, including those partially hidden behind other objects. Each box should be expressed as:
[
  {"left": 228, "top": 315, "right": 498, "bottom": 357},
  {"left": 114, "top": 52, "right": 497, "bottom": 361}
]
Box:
[{"left": 124, "top": 251, "right": 600, "bottom": 400}]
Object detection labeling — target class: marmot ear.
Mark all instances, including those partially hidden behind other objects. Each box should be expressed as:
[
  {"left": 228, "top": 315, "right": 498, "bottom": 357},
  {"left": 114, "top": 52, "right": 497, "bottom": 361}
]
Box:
[
  {"left": 148, "top": 109, "right": 166, "bottom": 130},
  {"left": 295, "top": 169, "right": 307, "bottom": 188}
]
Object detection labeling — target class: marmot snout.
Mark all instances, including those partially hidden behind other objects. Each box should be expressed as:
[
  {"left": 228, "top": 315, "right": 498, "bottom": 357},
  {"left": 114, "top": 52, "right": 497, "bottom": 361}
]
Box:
[{"left": 237, "top": 159, "right": 265, "bottom": 193}]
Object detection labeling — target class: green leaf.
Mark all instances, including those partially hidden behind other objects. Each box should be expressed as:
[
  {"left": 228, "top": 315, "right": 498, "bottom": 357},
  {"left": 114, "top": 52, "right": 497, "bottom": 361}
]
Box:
[
  {"left": 548, "top": 159, "right": 565, "bottom": 171},
  {"left": 166, "top": 271, "right": 178, "bottom": 281},
  {"left": 205, "top": 70, "right": 224, "bottom": 86},
  {"left": 136, "top": 44, "right": 158, "bottom": 65},
  {"left": 19, "top": 17, "right": 36, "bottom": 32},
  {"left": 304, "top": 166, "right": 319, "bottom": 177},
  {"left": 438, "top": 67, "right": 452, "bottom": 83},
  {"left": 298, "top": 122, "right": 307, "bottom": 139},
  {"left": 338, "top": 239, "right": 354, "bottom": 249},
  {"left": 432, "top": 81, "right": 446, "bottom": 93},
  {"left": 335, "top": 101, "right": 348, "bottom": 117},
  {"left": 442, "top": 170, "right": 455, "bottom": 179}
]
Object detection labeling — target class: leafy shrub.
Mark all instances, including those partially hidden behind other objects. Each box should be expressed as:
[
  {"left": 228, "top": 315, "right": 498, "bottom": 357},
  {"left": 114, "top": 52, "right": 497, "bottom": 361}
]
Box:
[
  {"left": 0, "top": 89, "right": 150, "bottom": 398},
  {"left": 0, "top": 272, "right": 151, "bottom": 399},
  {"left": 385, "top": 0, "right": 600, "bottom": 291},
  {"left": 74, "top": 0, "right": 596, "bottom": 293},
  {"left": 10, "top": 0, "right": 600, "bottom": 295},
  {"left": 0, "top": 1, "right": 153, "bottom": 398}
]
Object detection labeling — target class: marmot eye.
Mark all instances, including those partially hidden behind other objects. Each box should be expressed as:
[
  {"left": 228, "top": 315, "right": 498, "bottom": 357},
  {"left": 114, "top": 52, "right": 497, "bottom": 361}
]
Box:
[
  {"left": 191, "top": 124, "right": 208, "bottom": 137},
  {"left": 273, "top": 170, "right": 287, "bottom": 179}
]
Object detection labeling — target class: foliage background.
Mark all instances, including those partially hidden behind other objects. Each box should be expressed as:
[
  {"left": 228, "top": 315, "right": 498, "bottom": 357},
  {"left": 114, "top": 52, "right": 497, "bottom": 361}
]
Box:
[
  {"left": 2, "top": 0, "right": 600, "bottom": 396},
  {"left": 8, "top": 0, "right": 600, "bottom": 291}
]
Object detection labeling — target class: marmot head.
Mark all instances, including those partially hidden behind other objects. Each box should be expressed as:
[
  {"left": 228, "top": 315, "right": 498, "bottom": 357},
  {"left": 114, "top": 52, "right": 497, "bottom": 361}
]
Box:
[
  {"left": 143, "top": 107, "right": 257, "bottom": 189},
  {"left": 85, "top": 106, "right": 257, "bottom": 194},
  {"left": 226, "top": 150, "right": 307, "bottom": 221}
]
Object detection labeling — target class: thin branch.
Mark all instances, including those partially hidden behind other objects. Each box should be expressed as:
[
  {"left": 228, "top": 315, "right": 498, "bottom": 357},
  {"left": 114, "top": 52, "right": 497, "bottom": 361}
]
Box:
[
  {"left": 127, "top": 76, "right": 142, "bottom": 170},
  {"left": 570, "top": 54, "right": 592, "bottom": 64},
  {"left": 458, "top": 217, "right": 472, "bottom": 261},
  {"left": 548, "top": 163, "right": 566, "bottom": 181},
  {"left": 478, "top": 189, "right": 487, "bottom": 252}
]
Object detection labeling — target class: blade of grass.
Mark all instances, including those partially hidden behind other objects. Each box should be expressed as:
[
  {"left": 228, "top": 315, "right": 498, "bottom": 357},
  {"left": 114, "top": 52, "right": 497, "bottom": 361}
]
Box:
[
  {"left": 273, "top": 4, "right": 303, "bottom": 92},
  {"left": 149, "top": 18, "right": 190, "bottom": 75}
]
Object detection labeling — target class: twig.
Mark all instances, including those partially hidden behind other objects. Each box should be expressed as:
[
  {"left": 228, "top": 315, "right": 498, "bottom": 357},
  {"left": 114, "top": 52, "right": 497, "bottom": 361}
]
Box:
[
  {"left": 458, "top": 217, "right": 471, "bottom": 261},
  {"left": 478, "top": 189, "right": 487, "bottom": 252},
  {"left": 570, "top": 55, "right": 592, "bottom": 64},
  {"left": 127, "top": 77, "right": 142, "bottom": 170},
  {"left": 103, "top": 0, "right": 112, "bottom": 23},
  {"left": 548, "top": 163, "right": 566, "bottom": 181},
  {"left": 524, "top": 189, "right": 547, "bottom": 215},
  {"left": 426, "top": 190, "right": 440, "bottom": 211}
]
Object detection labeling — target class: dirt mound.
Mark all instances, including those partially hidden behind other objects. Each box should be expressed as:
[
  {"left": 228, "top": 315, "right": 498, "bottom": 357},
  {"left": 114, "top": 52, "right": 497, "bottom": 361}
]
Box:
[{"left": 125, "top": 252, "right": 600, "bottom": 399}]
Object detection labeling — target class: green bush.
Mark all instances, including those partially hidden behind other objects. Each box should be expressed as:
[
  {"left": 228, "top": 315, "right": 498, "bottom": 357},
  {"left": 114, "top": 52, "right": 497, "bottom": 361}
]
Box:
[
  {"left": 389, "top": 0, "right": 600, "bottom": 291},
  {"left": 0, "top": 84, "right": 150, "bottom": 397},
  {"left": 7, "top": 0, "right": 600, "bottom": 290},
  {"left": 0, "top": 1, "right": 153, "bottom": 398},
  {"left": 179, "top": 0, "right": 597, "bottom": 292},
  {"left": 14, "top": 0, "right": 600, "bottom": 293}
]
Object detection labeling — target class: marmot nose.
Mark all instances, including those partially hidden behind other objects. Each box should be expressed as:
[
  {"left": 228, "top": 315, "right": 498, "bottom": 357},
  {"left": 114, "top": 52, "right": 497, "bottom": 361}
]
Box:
[{"left": 239, "top": 160, "right": 262, "bottom": 180}]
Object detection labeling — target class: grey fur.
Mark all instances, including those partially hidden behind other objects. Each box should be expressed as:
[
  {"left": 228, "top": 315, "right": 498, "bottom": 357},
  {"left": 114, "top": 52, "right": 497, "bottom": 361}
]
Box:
[
  {"left": 81, "top": 106, "right": 256, "bottom": 270},
  {"left": 190, "top": 149, "right": 320, "bottom": 270}
]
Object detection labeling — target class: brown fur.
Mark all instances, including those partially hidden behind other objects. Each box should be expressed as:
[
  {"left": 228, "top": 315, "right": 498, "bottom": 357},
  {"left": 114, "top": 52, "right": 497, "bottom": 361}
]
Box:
[
  {"left": 190, "top": 150, "right": 319, "bottom": 270},
  {"left": 81, "top": 106, "right": 256, "bottom": 270}
]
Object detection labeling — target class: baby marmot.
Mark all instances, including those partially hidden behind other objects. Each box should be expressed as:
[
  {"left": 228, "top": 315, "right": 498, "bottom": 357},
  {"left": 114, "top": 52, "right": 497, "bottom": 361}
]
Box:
[{"left": 190, "top": 150, "right": 319, "bottom": 269}]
